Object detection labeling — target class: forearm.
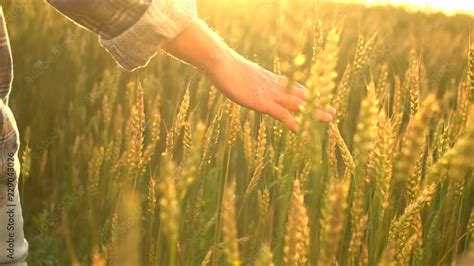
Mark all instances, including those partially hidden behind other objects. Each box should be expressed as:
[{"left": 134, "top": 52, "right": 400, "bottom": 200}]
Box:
[
  {"left": 161, "top": 18, "right": 335, "bottom": 131},
  {"left": 162, "top": 19, "right": 233, "bottom": 75}
]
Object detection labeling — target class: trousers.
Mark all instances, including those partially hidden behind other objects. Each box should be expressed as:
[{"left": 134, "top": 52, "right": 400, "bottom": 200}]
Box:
[{"left": 0, "top": 7, "right": 28, "bottom": 265}]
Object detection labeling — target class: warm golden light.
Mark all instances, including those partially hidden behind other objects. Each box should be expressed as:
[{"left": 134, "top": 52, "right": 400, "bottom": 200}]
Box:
[{"left": 362, "top": 0, "right": 474, "bottom": 15}]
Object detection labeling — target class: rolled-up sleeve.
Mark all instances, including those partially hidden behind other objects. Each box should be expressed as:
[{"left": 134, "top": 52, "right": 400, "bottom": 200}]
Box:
[{"left": 47, "top": 0, "right": 197, "bottom": 71}]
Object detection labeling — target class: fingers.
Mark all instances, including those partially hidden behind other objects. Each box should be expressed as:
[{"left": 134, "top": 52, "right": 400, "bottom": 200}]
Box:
[
  {"left": 265, "top": 101, "right": 299, "bottom": 132},
  {"left": 292, "top": 81, "right": 306, "bottom": 92},
  {"left": 270, "top": 97, "right": 335, "bottom": 126},
  {"left": 327, "top": 106, "right": 337, "bottom": 117},
  {"left": 290, "top": 83, "right": 306, "bottom": 100},
  {"left": 272, "top": 76, "right": 337, "bottom": 128},
  {"left": 285, "top": 81, "right": 338, "bottom": 119},
  {"left": 274, "top": 94, "right": 305, "bottom": 113},
  {"left": 274, "top": 91, "right": 336, "bottom": 122},
  {"left": 277, "top": 76, "right": 306, "bottom": 100},
  {"left": 315, "top": 110, "right": 334, "bottom": 123}
]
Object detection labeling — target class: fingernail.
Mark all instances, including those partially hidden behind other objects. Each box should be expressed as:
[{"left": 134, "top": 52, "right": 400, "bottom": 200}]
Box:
[{"left": 325, "top": 113, "right": 333, "bottom": 122}]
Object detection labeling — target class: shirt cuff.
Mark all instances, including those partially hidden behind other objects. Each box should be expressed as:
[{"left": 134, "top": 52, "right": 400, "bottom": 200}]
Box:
[{"left": 99, "top": 0, "right": 197, "bottom": 71}]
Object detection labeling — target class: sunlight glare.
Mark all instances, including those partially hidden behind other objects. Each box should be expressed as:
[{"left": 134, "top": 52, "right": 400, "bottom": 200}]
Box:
[{"left": 361, "top": 0, "right": 474, "bottom": 15}]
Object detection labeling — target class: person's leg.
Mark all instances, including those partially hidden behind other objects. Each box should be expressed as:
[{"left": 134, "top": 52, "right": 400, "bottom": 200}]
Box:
[{"left": 0, "top": 7, "right": 28, "bottom": 265}]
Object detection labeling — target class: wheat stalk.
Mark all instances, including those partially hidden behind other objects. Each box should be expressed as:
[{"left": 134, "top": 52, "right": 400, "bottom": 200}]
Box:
[
  {"left": 221, "top": 181, "right": 240, "bottom": 265},
  {"left": 319, "top": 179, "right": 350, "bottom": 265},
  {"left": 283, "top": 179, "right": 309, "bottom": 265}
]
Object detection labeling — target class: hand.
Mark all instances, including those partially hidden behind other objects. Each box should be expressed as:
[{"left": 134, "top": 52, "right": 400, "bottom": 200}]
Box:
[
  {"left": 204, "top": 49, "right": 336, "bottom": 131},
  {"left": 162, "top": 19, "right": 336, "bottom": 131}
]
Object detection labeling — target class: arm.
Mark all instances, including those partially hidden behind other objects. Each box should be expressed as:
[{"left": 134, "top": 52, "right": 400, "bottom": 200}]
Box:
[
  {"left": 47, "top": 0, "right": 335, "bottom": 131},
  {"left": 162, "top": 19, "right": 336, "bottom": 131}
]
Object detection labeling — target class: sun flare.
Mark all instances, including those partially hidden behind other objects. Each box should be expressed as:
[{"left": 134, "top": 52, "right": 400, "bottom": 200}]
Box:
[{"left": 361, "top": 0, "right": 474, "bottom": 15}]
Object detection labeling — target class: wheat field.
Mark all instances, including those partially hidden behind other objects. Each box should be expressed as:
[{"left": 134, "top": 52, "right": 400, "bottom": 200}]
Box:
[{"left": 3, "top": 0, "right": 474, "bottom": 265}]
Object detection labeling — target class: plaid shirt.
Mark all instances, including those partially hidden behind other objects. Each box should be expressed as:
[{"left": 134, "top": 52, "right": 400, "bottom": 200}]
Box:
[
  {"left": 49, "top": 0, "right": 197, "bottom": 70},
  {"left": 47, "top": 0, "right": 151, "bottom": 40},
  {"left": 0, "top": 0, "right": 196, "bottom": 263}
]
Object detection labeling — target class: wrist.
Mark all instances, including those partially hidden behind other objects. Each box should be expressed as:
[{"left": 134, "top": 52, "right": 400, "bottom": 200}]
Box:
[
  {"left": 189, "top": 19, "right": 237, "bottom": 75},
  {"left": 200, "top": 46, "right": 235, "bottom": 76},
  {"left": 162, "top": 18, "right": 238, "bottom": 76}
]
